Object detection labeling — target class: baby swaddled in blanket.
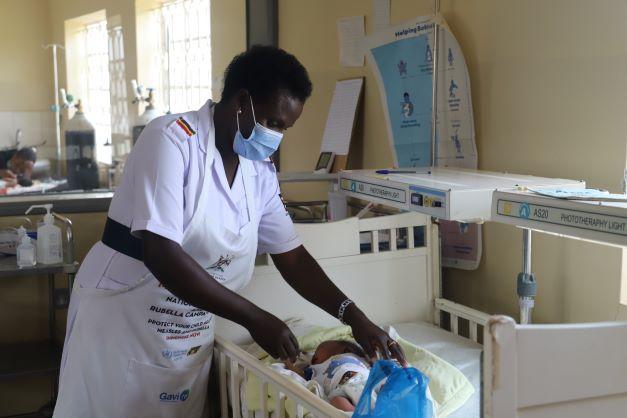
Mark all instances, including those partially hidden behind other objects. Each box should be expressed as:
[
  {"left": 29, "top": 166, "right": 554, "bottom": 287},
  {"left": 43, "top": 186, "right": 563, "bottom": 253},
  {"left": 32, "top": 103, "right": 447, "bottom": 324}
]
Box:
[
  {"left": 305, "top": 340, "right": 373, "bottom": 412},
  {"left": 279, "top": 340, "right": 420, "bottom": 413}
]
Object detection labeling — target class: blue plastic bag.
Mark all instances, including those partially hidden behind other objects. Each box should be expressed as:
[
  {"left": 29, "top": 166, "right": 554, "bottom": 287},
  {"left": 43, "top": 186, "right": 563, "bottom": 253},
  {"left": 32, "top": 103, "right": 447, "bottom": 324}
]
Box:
[{"left": 353, "top": 360, "right": 434, "bottom": 418}]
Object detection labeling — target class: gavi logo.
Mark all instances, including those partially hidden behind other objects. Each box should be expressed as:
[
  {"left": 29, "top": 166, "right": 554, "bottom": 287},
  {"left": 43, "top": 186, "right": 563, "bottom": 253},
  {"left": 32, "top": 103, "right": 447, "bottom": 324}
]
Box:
[{"left": 159, "top": 389, "right": 190, "bottom": 403}]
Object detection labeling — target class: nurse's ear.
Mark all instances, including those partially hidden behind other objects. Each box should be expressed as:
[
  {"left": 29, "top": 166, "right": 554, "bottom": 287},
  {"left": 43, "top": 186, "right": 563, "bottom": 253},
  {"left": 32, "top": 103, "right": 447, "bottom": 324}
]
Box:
[{"left": 235, "top": 89, "right": 251, "bottom": 114}]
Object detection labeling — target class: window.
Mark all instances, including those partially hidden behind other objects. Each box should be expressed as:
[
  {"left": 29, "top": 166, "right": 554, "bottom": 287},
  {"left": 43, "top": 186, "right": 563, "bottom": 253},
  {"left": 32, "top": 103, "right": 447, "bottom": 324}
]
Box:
[
  {"left": 107, "top": 21, "right": 130, "bottom": 144},
  {"left": 84, "top": 20, "right": 113, "bottom": 164},
  {"left": 66, "top": 13, "right": 113, "bottom": 165},
  {"left": 154, "top": 0, "right": 212, "bottom": 113}
]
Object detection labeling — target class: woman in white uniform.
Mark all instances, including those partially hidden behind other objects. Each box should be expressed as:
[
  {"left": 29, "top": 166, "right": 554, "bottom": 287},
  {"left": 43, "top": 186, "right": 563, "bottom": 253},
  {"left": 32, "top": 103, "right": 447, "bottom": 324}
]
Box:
[{"left": 54, "top": 46, "right": 405, "bottom": 417}]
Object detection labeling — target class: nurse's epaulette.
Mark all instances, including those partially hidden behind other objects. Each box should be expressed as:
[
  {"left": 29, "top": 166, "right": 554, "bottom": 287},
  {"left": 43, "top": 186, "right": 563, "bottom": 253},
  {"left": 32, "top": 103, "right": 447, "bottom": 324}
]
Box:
[{"left": 174, "top": 117, "right": 196, "bottom": 137}]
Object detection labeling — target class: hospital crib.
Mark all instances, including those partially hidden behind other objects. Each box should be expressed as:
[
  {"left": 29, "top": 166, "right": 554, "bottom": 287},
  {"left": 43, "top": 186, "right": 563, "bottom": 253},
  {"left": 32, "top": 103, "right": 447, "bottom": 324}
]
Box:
[
  {"left": 214, "top": 212, "right": 489, "bottom": 417},
  {"left": 213, "top": 211, "right": 627, "bottom": 417}
]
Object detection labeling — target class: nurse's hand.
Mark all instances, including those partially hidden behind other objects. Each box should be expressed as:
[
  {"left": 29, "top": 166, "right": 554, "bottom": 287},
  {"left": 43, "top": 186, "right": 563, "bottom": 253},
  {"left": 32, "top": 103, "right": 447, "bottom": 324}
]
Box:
[
  {"left": 345, "top": 305, "right": 408, "bottom": 367},
  {"left": 246, "top": 310, "right": 300, "bottom": 363}
]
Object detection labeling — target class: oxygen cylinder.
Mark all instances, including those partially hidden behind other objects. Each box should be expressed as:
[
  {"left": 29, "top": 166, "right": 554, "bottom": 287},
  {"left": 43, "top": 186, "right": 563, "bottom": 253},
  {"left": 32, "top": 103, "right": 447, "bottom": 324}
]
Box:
[
  {"left": 65, "top": 100, "right": 99, "bottom": 190},
  {"left": 132, "top": 89, "right": 162, "bottom": 145}
]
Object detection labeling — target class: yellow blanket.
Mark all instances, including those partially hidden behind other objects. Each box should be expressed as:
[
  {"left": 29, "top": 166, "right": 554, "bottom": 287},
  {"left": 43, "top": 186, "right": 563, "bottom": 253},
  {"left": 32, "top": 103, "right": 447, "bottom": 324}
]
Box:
[{"left": 243, "top": 325, "right": 474, "bottom": 417}]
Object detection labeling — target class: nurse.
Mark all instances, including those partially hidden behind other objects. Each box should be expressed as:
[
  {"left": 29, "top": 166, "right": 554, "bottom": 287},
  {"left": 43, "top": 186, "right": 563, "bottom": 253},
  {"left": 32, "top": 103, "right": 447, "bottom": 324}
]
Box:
[{"left": 54, "top": 46, "right": 405, "bottom": 417}]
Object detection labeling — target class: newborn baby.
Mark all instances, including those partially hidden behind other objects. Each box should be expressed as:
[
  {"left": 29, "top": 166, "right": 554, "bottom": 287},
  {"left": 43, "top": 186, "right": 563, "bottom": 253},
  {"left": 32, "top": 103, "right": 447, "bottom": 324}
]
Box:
[{"left": 305, "top": 340, "right": 372, "bottom": 412}]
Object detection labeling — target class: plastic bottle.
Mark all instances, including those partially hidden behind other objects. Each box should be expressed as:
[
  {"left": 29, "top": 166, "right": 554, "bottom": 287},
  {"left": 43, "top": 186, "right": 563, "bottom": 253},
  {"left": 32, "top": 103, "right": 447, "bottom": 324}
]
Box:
[
  {"left": 17, "top": 225, "right": 26, "bottom": 240},
  {"left": 25, "top": 204, "right": 63, "bottom": 265},
  {"left": 17, "top": 234, "right": 36, "bottom": 268}
]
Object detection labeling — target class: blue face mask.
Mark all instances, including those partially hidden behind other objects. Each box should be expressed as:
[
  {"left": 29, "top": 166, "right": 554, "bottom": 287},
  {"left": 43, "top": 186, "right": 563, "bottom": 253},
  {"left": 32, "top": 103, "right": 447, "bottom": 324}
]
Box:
[{"left": 233, "top": 97, "right": 283, "bottom": 160}]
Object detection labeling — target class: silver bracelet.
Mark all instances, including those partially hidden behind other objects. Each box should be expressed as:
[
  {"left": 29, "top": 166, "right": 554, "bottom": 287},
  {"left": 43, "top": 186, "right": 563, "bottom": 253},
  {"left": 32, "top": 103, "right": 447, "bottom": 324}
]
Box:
[{"left": 338, "top": 299, "right": 354, "bottom": 325}]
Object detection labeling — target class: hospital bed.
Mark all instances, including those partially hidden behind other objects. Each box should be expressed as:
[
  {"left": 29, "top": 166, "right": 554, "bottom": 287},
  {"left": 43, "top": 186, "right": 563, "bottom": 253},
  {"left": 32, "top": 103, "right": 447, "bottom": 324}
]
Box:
[
  {"left": 214, "top": 211, "right": 488, "bottom": 417},
  {"left": 213, "top": 168, "right": 627, "bottom": 417}
]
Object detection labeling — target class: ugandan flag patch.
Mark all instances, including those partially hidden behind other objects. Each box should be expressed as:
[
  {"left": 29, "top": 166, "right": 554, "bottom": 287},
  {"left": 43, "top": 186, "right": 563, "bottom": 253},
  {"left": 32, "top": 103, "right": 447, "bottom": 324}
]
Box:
[{"left": 175, "top": 117, "right": 195, "bottom": 137}]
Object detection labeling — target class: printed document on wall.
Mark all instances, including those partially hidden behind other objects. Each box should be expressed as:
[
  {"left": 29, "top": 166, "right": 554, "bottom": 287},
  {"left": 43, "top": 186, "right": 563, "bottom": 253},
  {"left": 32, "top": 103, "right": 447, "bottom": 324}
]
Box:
[
  {"left": 372, "top": 0, "right": 390, "bottom": 31},
  {"left": 338, "top": 16, "right": 365, "bottom": 67},
  {"left": 365, "top": 15, "right": 481, "bottom": 269},
  {"left": 321, "top": 78, "right": 364, "bottom": 155}
]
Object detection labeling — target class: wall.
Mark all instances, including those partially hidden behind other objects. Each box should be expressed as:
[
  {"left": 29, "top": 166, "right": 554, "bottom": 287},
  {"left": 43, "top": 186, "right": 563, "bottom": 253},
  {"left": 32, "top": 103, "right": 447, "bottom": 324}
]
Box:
[
  {"left": 278, "top": 0, "right": 626, "bottom": 323},
  {"left": 0, "top": 0, "right": 54, "bottom": 150},
  {"left": 0, "top": 0, "right": 52, "bottom": 111}
]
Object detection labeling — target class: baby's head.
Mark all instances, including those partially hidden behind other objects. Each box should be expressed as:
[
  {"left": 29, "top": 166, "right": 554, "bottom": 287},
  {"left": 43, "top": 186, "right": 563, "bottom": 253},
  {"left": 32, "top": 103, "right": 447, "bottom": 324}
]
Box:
[{"left": 311, "top": 340, "right": 366, "bottom": 365}]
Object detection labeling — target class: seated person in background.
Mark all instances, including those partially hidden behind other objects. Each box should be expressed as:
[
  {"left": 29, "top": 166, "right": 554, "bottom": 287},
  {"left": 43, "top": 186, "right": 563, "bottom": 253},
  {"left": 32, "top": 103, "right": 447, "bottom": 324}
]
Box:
[
  {"left": 304, "top": 340, "right": 374, "bottom": 412},
  {"left": 0, "top": 147, "right": 37, "bottom": 187}
]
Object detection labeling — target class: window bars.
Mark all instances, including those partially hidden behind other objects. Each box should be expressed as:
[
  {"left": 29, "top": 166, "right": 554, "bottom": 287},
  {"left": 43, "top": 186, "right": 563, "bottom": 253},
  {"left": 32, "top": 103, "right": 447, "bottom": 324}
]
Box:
[
  {"left": 156, "top": 0, "right": 212, "bottom": 114},
  {"left": 84, "top": 20, "right": 112, "bottom": 164}
]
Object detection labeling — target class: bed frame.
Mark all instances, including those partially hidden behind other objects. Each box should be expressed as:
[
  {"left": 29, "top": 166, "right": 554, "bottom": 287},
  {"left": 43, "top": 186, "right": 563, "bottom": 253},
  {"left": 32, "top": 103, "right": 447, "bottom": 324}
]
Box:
[{"left": 213, "top": 212, "right": 490, "bottom": 417}]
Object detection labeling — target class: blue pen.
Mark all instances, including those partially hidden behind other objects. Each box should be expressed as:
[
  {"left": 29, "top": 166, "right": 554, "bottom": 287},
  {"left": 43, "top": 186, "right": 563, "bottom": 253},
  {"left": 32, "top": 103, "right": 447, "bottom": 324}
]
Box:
[{"left": 375, "top": 169, "right": 428, "bottom": 175}]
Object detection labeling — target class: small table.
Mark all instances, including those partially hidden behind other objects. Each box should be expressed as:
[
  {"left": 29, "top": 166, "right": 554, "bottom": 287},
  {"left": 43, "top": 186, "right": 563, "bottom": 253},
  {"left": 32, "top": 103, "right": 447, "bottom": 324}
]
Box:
[{"left": 0, "top": 257, "right": 79, "bottom": 417}]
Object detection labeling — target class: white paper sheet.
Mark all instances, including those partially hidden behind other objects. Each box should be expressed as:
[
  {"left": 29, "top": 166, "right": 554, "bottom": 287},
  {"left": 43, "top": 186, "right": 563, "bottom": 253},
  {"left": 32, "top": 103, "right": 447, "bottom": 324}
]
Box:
[
  {"left": 321, "top": 78, "right": 364, "bottom": 155},
  {"left": 372, "top": 0, "right": 390, "bottom": 31},
  {"left": 529, "top": 188, "right": 627, "bottom": 202},
  {"left": 338, "top": 16, "right": 365, "bottom": 67}
]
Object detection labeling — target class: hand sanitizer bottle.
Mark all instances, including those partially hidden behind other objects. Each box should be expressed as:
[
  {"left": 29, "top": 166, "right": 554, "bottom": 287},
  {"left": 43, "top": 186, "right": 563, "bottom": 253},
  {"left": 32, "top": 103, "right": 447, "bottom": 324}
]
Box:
[
  {"left": 17, "top": 234, "right": 36, "bottom": 267},
  {"left": 25, "top": 204, "right": 63, "bottom": 265}
]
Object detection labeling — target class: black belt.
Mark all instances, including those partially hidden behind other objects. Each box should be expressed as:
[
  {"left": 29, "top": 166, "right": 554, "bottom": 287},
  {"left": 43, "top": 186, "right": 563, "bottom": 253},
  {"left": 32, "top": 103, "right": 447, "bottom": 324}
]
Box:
[{"left": 101, "top": 217, "right": 144, "bottom": 261}]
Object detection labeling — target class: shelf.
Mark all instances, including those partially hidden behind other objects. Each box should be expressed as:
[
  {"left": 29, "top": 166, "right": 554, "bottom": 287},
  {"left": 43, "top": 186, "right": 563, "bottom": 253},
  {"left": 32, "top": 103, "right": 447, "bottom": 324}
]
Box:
[
  {"left": 0, "top": 341, "right": 61, "bottom": 380},
  {"left": 492, "top": 189, "right": 627, "bottom": 247},
  {"left": 277, "top": 172, "right": 338, "bottom": 183},
  {"left": 0, "top": 257, "right": 78, "bottom": 279},
  {"left": 0, "top": 190, "right": 113, "bottom": 216}
]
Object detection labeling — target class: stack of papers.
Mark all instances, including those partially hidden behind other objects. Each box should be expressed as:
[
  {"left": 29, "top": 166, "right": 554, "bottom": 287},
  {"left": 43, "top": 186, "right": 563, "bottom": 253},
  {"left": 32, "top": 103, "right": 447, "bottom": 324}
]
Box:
[{"left": 529, "top": 188, "right": 627, "bottom": 202}]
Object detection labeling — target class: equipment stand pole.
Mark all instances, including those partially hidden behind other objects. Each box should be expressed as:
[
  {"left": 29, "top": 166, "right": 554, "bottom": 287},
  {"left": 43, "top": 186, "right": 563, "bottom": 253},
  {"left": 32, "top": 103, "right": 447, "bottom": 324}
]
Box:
[
  {"left": 44, "top": 44, "right": 64, "bottom": 178},
  {"left": 430, "top": 14, "right": 439, "bottom": 167},
  {"left": 518, "top": 228, "right": 536, "bottom": 324}
]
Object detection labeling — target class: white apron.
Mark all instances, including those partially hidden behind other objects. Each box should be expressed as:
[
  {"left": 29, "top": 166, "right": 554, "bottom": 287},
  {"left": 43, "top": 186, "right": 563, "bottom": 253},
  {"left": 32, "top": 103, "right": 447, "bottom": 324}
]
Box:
[{"left": 54, "top": 105, "right": 259, "bottom": 418}]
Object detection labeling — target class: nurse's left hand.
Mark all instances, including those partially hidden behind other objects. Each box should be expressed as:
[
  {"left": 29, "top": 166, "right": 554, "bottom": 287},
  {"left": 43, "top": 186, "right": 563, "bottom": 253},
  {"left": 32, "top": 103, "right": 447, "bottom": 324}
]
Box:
[{"left": 345, "top": 306, "right": 408, "bottom": 367}]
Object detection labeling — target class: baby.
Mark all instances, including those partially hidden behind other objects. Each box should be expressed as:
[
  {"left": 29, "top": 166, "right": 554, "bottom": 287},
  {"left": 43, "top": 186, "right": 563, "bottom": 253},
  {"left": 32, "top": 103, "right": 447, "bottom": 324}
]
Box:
[{"left": 304, "top": 340, "right": 372, "bottom": 412}]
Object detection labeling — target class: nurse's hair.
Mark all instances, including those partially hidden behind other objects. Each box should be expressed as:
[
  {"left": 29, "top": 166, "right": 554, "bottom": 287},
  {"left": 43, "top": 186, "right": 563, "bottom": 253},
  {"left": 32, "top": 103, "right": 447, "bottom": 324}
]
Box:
[
  {"left": 14, "top": 147, "right": 37, "bottom": 163},
  {"left": 221, "top": 45, "right": 313, "bottom": 104}
]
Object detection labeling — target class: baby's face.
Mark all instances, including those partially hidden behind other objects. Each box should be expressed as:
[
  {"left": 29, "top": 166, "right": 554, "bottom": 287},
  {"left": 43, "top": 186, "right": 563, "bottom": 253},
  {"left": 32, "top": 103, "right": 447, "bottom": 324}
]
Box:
[{"left": 311, "top": 341, "right": 364, "bottom": 365}]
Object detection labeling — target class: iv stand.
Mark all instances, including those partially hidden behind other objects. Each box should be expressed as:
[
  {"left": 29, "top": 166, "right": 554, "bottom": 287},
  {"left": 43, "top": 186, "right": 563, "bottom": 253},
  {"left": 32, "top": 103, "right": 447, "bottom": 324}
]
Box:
[{"left": 43, "top": 44, "right": 64, "bottom": 178}]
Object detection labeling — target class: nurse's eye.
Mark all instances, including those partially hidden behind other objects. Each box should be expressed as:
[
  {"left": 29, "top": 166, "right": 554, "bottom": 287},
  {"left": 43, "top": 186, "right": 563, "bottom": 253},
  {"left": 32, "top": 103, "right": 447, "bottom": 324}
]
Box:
[{"left": 266, "top": 120, "right": 285, "bottom": 132}]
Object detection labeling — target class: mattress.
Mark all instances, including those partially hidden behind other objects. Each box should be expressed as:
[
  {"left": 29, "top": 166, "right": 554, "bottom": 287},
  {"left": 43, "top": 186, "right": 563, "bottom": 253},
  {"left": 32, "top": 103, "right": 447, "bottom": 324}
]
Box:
[
  {"left": 392, "top": 321, "right": 482, "bottom": 418},
  {"left": 234, "top": 319, "right": 482, "bottom": 417}
]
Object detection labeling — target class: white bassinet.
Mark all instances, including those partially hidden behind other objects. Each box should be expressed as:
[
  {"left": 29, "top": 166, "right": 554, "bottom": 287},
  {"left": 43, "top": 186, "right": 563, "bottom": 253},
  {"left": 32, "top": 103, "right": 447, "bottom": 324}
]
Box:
[{"left": 214, "top": 213, "right": 488, "bottom": 417}]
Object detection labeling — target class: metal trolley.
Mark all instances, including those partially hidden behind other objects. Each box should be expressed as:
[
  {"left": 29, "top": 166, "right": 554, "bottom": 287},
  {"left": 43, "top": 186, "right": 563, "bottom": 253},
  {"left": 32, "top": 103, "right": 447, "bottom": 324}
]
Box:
[{"left": 0, "top": 213, "right": 78, "bottom": 418}]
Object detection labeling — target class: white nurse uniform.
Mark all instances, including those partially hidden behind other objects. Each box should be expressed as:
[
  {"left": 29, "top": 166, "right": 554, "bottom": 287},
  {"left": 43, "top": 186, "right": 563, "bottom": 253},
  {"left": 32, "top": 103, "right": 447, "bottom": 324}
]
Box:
[{"left": 53, "top": 100, "right": 301, "bottom": 417}]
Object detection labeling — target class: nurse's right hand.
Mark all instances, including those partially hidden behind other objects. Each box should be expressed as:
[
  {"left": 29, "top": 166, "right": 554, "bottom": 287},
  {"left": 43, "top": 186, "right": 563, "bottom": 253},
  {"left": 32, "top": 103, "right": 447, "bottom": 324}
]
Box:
[{"left": 246, "top": 310, "right": 299, "bottom": 363}]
